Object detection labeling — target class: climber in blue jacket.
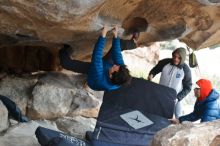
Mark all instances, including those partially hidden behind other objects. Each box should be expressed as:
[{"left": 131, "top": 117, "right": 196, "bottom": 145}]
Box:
[{"left": 59, "top": 25, "right": 131, "bottom": 91}]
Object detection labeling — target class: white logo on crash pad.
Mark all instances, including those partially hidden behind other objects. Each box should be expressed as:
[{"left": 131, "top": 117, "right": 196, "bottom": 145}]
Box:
[{"left": 120, "top": 110, "right": 153, "bottom": 129}]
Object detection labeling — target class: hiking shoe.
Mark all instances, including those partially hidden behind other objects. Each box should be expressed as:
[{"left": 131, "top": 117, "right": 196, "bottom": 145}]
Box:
[
  {"left": 62, "top": 44, "right": 75, "bottom": 56},
  {"left": 132, "top": 32, "right": 140, "bottom": 41}
]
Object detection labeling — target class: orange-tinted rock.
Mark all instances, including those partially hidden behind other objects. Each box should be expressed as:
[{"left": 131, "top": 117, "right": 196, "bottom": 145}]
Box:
[{"left": 0, "top": 0, "right": 220, "bottom": 71}]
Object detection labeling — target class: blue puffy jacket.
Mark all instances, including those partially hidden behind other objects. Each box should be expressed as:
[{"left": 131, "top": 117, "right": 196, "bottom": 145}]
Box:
[
  {"left": 179, "top": 89, "right": 220, "bottom": 122},
  {"left": 87, "top": 36, "right": 124, "bottom": 91}
]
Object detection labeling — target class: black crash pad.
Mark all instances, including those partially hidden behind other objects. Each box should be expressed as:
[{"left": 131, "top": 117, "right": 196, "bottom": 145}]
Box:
[
  {"left": 89, "top": 110, "right": 171, "bottom": 146},
  {"left": 35, "top": 126, "right": 90, "bottom": 146},
  {"left": 35, "top": 78, "right": 176, "bottom": 146},
  {"left": 99, "top": 77, "right": 176, "bottom": 120}
]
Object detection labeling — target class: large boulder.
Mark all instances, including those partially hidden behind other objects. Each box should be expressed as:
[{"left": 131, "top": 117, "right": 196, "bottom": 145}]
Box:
[
  {"left": 56, "top": 116, "right": 96, "bottom": 139},
  {"left": 152, "top": 120, "right": 220, "bottom": 146},
  {"left": 28, "top": 72, "right": 102, "bottom": 119},
  {"left": 0, "top": 76, "right": 37, "bottom": 114},
  {"left": 0, "top": 0, "right": 220, "bottom": 72},
  {"left": 0, "top": 0, "right": 220, "bottom": 49}
]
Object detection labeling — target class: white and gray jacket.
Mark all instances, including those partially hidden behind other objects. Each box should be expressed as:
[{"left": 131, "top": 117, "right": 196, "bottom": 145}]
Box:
[{"left": 149, "top": 58, "right": 192, "bottom": 101}]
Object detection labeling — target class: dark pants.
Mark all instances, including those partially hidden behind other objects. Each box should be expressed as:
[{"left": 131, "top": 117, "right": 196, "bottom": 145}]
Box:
[
  {"left": 0, "top": 95, "right": 29, "bottom": 122},
  {"left": 66, "top": 60, "right": 90, "bottom": 74},
  {"left": 59, "top": 39, "right": 136, "bottom": 74}
]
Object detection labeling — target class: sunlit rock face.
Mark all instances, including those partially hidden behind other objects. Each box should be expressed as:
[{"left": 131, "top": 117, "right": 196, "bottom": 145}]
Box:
[{"left": 0, "top": 0, "right": 220, "bottom": 72}]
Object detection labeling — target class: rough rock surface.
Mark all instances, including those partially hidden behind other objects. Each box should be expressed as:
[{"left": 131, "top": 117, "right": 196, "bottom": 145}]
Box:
[
  {"left": 152, "top": 120, "right": 220, "bottom": 146},
  {"left": 28, "top": 72, "right": 102, "bottom": 119},
  {"left": 0, "top": 72, "right": 103, "bottom": 120},
  {"left": 0, "top": 101, "right": 8, "bottom": 133},
  {"left": 0, "top": 75, "right": 38, "bottom": 114},
  {"left": 0, "top": 120, "right": 58, "bottom": 146},
  {"left": 1, "top": 0, "right": 220, "bottom": 49},
  {"left": 56, "top": 116, "right": 96, "bottom": 139},
  {"left": 0, "top": 118, "right": 96, "bottom": 146},
  {"left": 0, "top": 0, "right": 220, "bottom": 72}
]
